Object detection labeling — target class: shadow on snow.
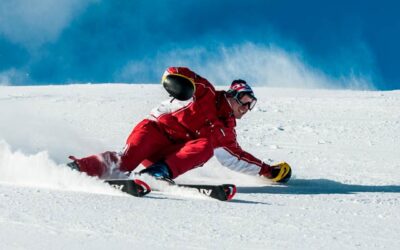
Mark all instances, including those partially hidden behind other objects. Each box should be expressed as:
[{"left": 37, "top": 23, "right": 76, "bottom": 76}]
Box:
[{"left": 238, "top": 179, "right": 400, "bottom": 195}]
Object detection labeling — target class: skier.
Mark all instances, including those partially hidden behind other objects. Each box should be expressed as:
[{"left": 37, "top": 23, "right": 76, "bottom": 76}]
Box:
[{"left": 68, "top": 67, "right": 291, "bottom": 183}]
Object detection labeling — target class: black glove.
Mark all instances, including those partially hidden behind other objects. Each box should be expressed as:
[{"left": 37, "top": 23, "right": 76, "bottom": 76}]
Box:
[{"left": 162, "top": 74, "right": 195, "bottom": 101}]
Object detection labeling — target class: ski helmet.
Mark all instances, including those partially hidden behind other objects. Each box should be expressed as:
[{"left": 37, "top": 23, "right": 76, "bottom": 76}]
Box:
[{"left": 227, "top": 79, "right": 257, "bottom": 110}]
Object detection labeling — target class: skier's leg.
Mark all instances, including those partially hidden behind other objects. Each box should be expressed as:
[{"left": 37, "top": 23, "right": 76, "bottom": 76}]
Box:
[
  {"left": 68, "top": 151, "right": 119, "bottom": 177},
  {"left": 71, "top": 119, "right": 173, "bottom": 178},
  {"left": 118, "top": 119, "right": 173, "bottom": 172},
  {"left": 164, "top": 138, "right": 214, "bottom": 178}
]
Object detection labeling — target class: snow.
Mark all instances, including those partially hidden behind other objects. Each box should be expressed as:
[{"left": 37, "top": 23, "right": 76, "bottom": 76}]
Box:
[{"left": 0, "top": 84, "right": 399, "bottom": 249}]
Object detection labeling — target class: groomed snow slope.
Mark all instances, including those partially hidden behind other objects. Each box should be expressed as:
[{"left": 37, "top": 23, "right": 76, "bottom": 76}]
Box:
[{"left": 0, "top": 84, "right": 399, "bottom": 249}]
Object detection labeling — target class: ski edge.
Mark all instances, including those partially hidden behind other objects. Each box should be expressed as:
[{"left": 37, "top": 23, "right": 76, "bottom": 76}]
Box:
[{"left": 105, "top": 179, "right": 151, "bottom": 197}]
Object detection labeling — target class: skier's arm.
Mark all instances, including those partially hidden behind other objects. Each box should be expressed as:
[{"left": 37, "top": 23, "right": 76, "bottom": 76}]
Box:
[
  {"left": 214, "top": 128, "right": 272, "bottom": 177},
  {"left": 214, "top": 128, "right": 292, "bottom": 182}
]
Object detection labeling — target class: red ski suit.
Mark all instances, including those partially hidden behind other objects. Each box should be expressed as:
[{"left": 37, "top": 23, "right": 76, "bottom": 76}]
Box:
[{"left": 76, "top": 67, "right": 269, "bottom": 179}]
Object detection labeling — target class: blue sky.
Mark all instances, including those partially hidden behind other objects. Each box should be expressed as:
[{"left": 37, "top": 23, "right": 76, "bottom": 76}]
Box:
[{"left": 0, "top": 0, "right": 399, "bottom": 90}]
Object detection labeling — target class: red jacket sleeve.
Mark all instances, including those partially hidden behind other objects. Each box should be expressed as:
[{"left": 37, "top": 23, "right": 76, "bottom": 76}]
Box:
[
  {"left": 153, "top": 67, "right": 219, "bottom": 140},
  {"left": 214, "top": 126, "right": 269, "bottom": 175}
]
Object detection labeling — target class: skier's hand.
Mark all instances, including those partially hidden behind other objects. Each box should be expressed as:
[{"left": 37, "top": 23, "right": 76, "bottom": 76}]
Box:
[
  {"left": 259, "top": 163, "right": 273, "bottom": 178},
  {"left": 162, "top": 74, "right": 195, "bottom": 101},
  {"left": 259, "top": 162, "right": 292, "bottom": 183}
]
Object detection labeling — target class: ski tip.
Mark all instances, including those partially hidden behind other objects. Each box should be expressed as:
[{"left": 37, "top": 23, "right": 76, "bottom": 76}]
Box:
[
  {"left": 223, "top": 184, "right": 237, "bottom": 201},
  {"left": 134, "top": 179, "right": 152, "bottom": 196}
]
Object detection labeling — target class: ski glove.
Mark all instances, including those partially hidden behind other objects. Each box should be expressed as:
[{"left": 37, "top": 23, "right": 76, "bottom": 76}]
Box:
[
  {"left": 162, "top": 74, "right": 195, "bottom": 101},
  {"left": 259, "top": 162, "right": 292, "bottom": 183}
]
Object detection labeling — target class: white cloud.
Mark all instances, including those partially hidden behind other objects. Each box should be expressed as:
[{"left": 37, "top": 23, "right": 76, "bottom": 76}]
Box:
[{"left": 0, "top": 0, "right": 97, "bottom": 49}]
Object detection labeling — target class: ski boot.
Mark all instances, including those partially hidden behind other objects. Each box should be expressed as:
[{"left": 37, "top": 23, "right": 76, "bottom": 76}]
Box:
[
  {"left": 66, "top": 156, "right": 80, "bottom": 171},
  {"left": 139, "top": 161, "right": 175, "bottom": 184}
]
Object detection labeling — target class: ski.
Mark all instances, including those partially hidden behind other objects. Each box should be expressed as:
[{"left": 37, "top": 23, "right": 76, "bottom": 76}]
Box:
[
  {"left": 105, "top": 179, "right": 236, "bottom": 201},
  {"left": 105, "top": 179, "right": 151, "bottom": 197},
  {"left": 66, "top": 160, "right": 235, "bottom": 200},
  {"left": 176, "top": 183, "right": 237, "bottom": 201},
  {"left": 64, "top": 161, "right": 151, "bottom": 197},
  {"left": 66, "top": 159, "right": 236, "bottom": 200}
]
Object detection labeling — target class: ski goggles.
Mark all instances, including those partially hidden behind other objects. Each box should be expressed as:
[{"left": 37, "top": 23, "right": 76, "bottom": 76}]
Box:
[{"left": 234, "top": 92, "right": 257, "bottom": 110}]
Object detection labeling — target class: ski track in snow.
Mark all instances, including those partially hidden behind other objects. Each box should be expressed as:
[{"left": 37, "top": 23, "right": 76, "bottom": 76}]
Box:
[{"left": 0, "top": 84, "right": 399, "bottom": 249}]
